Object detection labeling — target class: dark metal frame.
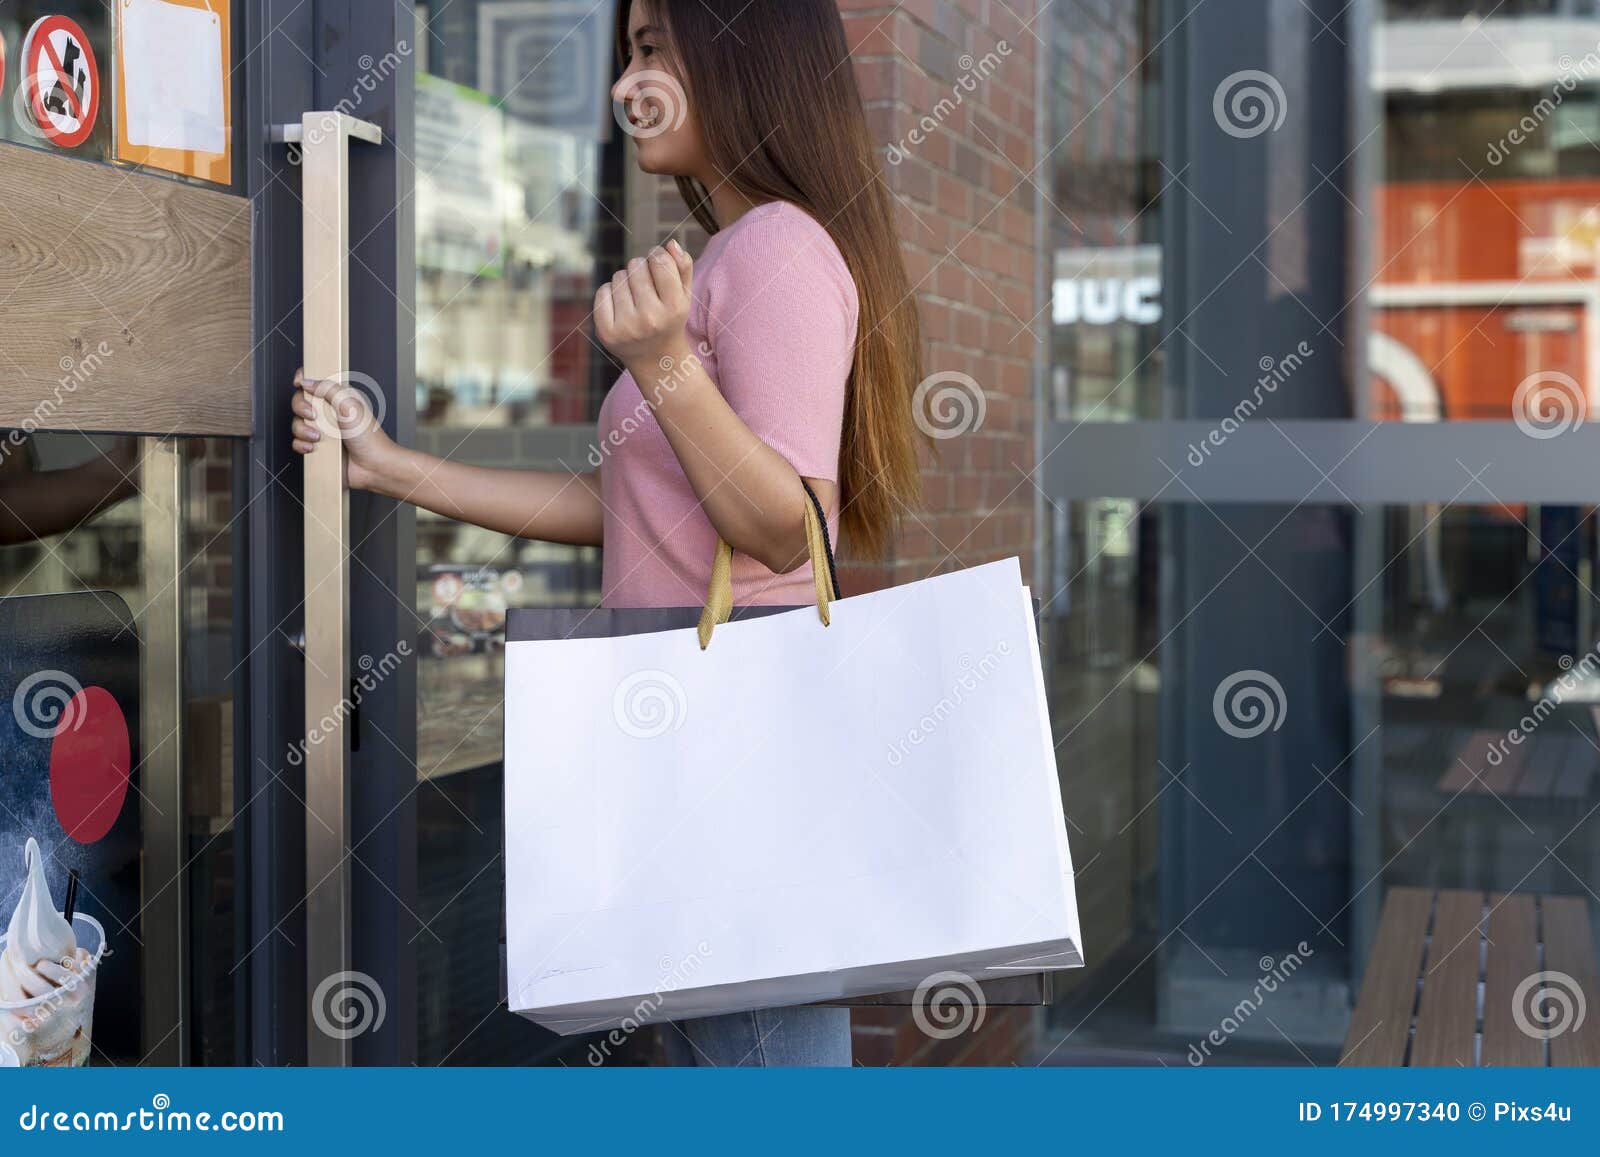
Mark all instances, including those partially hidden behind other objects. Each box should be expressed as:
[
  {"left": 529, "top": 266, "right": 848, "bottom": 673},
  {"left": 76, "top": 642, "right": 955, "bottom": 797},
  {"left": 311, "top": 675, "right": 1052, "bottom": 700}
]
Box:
[{"left": 242, "top": 0, "right": 417, "bottom": 1066}]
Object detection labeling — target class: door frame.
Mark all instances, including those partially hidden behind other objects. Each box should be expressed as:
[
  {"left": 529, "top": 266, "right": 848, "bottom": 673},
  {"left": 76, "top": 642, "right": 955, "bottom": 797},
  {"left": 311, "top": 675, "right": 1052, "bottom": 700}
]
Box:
[{"left": 242, "top": 0, "right": 417, "bottom": 1066}]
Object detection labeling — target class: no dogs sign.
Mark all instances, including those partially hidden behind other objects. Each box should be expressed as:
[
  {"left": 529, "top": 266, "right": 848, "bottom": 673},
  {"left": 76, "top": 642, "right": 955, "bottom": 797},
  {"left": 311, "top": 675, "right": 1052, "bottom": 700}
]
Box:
[{"left": 22, "top": 15, "right": 101, "bottom": 149}]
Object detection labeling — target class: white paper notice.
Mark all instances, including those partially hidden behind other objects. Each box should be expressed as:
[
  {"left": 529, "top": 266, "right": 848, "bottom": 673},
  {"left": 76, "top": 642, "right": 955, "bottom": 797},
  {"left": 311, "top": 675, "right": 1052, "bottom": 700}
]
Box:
[{"left": 121, "top": 0, "right": 225, "bottom": 154}]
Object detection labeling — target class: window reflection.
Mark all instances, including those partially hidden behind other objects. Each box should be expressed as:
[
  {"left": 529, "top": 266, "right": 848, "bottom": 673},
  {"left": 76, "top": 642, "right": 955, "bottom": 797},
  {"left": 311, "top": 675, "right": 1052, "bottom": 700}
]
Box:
[
  {"left": 0, "top": 432, "right": 239, "bottom": 1065},
  {"left": 412, "top": 1, "right": 618, "bottom": 1066},
  {"left": 1371, "top": 5, "right": 1600, "bottom": 422}
]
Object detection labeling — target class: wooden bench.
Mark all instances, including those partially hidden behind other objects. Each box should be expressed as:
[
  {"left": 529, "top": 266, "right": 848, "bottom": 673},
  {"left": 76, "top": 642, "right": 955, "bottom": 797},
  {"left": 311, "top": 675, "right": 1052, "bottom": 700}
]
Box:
[
  {"left": 1341, "top": 886, "right": 1600, "bottom": 1065},
  {"left": 1425, "top": 723, "right": 1600, "bottom": 890},
  {"left": 1436, "top": 727, "right": 1597, "bottom": 801}
]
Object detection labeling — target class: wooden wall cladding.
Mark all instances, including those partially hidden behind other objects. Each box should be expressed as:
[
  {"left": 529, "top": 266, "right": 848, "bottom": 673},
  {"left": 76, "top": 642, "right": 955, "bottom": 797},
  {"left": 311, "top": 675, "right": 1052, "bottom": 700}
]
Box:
[{"left": 0, "top": 143, "right": 252, "bottom": 436}]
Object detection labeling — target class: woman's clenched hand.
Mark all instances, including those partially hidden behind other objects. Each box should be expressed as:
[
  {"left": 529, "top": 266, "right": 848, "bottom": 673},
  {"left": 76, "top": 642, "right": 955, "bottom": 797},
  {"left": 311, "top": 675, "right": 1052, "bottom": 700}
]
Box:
[{"left": 594, "top": 240, "right": 694, "bottom": 375}]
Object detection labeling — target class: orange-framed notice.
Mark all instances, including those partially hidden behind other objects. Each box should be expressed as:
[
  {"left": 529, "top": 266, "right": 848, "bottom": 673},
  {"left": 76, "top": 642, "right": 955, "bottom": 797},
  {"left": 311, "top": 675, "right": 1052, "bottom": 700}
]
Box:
[{"left": 113, "top": 0, "right": 232, "bottom": 184}]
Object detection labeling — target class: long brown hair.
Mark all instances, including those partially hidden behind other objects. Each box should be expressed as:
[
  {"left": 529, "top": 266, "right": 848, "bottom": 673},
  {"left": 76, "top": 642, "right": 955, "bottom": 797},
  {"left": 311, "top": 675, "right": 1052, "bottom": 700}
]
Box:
[{"left": 616, "top": 0, "right": 924, "bottom": 560}]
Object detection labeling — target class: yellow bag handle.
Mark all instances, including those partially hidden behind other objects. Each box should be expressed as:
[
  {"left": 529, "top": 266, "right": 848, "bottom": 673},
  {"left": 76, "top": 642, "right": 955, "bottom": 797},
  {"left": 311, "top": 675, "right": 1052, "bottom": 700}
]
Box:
[{"left": 697, "top": 479, "right": 840, "bottom": 649}]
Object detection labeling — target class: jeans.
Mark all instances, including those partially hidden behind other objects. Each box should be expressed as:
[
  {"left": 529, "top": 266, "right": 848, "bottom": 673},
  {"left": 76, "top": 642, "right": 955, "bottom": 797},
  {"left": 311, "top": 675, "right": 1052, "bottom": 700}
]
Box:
[{"left": 661, "top": 1006, "right": 852, "bottom": 1067}]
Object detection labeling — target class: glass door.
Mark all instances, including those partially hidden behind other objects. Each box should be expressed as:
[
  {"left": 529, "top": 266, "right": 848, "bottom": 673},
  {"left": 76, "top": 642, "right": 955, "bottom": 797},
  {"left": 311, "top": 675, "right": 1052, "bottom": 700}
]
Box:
[{"left": 0, "top": 0, "right": 253, "bottom": 1065}]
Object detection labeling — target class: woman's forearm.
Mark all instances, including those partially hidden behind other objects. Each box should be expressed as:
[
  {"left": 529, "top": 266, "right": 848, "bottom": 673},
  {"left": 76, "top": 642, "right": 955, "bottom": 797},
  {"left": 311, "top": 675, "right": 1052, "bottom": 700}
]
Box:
[
  {"left": 594, "top": 245, "right": 825, "bottom": 576},
  {"left": 364, "top": 445, "right": 604, "bottom": 547},
  {"left": 636, "top": 344, "right": 812, "bottom": 573}
]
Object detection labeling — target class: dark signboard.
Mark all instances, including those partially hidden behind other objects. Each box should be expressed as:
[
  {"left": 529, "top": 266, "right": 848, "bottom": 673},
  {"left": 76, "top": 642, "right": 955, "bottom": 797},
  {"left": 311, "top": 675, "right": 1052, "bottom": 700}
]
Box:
[{"left": 0, "top": 591, "right": 140, "bottom": 1060}]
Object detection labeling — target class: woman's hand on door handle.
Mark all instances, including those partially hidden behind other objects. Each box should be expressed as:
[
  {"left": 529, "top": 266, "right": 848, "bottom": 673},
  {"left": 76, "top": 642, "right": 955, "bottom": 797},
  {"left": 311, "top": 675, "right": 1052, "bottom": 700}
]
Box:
[{"left": 290, "top": 368, "right": 397, "bottom": 493}]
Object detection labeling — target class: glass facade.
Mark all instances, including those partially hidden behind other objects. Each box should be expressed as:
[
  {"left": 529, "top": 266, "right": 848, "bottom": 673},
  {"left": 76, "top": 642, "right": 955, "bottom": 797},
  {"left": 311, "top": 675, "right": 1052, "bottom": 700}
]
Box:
[{"left": 1040, "top": 0, "right": 1600, "bottom": 1063}]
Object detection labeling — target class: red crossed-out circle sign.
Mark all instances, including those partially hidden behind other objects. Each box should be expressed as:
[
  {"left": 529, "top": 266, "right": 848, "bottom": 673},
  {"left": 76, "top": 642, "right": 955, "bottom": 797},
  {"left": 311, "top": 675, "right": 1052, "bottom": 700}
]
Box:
[{"left": 22, "top": 15, "right": 99, "bottom": 149}]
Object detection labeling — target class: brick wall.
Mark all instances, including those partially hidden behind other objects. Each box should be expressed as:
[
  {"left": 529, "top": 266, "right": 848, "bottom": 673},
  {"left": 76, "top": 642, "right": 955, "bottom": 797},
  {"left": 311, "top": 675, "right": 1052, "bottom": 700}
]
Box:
[
  {"left": 628, "top": 0, "right": 1044, "bottom": 1065},
  {"left": 842, "top": 0, "right": 1038, "bottom": 602},
  {"left": 841, "top": 0, "right": 1042, "bottom": 1066}
]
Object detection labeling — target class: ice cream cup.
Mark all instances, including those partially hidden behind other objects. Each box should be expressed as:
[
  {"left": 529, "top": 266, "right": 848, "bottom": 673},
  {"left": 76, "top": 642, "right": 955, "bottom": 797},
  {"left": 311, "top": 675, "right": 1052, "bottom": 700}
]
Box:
[{"left": 0, "top": 914, "right": 104, "bottom": 1067}]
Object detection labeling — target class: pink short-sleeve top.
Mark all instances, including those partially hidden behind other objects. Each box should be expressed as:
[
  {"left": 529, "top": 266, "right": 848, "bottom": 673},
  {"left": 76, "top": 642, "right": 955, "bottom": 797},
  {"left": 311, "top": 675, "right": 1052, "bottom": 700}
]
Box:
[{"left": 595, "top": 202, "right": 859, "bottom": 608}]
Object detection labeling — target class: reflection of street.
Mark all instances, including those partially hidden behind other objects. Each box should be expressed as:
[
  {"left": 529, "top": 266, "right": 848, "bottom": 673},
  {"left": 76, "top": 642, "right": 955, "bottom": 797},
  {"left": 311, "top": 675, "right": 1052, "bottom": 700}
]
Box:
[
  {"left": 1379, "top": 523, "right": 1600, "bottom": 898},
  {"left": 1370, "top": 182, "right": 1600, "bottom": 422},
  {"left": 418, "top": 651, "right": 504, "bottom": 781}
]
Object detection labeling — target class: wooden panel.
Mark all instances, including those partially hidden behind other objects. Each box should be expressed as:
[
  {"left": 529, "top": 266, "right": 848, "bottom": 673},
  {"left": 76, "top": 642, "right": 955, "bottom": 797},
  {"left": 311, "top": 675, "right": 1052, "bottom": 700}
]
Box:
[
  {"left": 1341, "top": 886, "right": 1433, "bottom": 1065},
  {"left": 1541, "top": 896, "right": 1600, "bottom": 1066},
  {"left": 1410, "top": 889, "right": 1484, "bottom": 1066},
  {"left": 1480, "top": 893, "right": 1543, "bottom": 1066},
  {"left": 0, "top": 143, "right": 251, "bottom": 436}
]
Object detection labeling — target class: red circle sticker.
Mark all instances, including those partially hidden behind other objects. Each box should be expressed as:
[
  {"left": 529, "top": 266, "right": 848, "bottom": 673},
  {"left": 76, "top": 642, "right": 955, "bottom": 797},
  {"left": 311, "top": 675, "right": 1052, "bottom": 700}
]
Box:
[
  {"left": 22, "top": 16, "right": 99, "bottom": 149},
  {"left": 48, "top": 686, "right": 131, "bottom": 845}
]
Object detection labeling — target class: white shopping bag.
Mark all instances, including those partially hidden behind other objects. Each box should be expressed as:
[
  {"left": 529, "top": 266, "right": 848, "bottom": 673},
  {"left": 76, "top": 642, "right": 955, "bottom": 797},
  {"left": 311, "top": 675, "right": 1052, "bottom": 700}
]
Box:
[{"left": 503, "top": 554, "right": 1082, "bottom": 1035}]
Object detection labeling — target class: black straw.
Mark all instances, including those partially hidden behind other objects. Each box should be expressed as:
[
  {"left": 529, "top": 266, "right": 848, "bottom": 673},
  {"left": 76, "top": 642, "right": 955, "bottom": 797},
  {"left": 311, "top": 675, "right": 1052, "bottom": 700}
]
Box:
[{"left": 62, "top": 871, "right": 79, "bottom": 923}]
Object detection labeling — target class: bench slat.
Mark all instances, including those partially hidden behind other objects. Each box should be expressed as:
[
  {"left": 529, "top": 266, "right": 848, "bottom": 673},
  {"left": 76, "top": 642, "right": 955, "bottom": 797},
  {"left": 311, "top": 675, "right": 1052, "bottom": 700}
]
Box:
[
  {"left": 1542, "top": 896, "right": 1600, "bottom": 1066},
  {"left": 1513, "top": 736, "right": 1566, "bottom": 798},
  {"left": 1439, "top": 731, "right": 1500, "bottom": 794},
  {"left": 1341, "top": 887, "right": 1433, "bottom": 1066},
  {"left": 1479, "top": 736, "right": 1528, "bottom": 796},
  {"left": 1551, "top": 737, "right": 1596, "bottom": 800},
  {"left": 1481, "top": 892, "right": 1543, "bottom": 1066},
  {"left": 1410, "top": 890, "right": 1484, "bottom": 1066}
]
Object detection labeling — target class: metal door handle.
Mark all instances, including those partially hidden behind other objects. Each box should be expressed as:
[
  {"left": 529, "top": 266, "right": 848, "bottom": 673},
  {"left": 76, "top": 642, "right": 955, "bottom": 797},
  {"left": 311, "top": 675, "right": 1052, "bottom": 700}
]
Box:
[{"left": 279, "top": 111, "right": 381, "bottom": 1067}]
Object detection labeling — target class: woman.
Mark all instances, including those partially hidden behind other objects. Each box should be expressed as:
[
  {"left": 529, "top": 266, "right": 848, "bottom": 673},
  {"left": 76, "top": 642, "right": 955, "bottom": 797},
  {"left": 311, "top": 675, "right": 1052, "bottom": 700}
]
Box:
[{"left": 291, "top": 0, "right": 924, "bottom": 1065}]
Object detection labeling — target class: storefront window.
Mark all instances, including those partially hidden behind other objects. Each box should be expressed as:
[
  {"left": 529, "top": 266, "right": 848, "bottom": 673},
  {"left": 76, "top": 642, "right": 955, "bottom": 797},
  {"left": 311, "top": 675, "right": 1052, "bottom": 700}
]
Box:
[
  {"left": 1043, "top": 495, "right": 1600, "bottom": 1060},
  {"left": 1041, "top": 0, "right": 1166, "bottom": 1033},
  {"left": 1371, "top": 4, "right": 1600, "bottom": 422},
  {"left": 411, "top": 0, "right": 620, "bottom": 1064},
  {"left": 1040, "top": 0, "right": 1600, "bottom": 1064},
  {"left": 1046, "top": 0, "right": 1164, "bottom": 424},
  {"left": 0, "top": 432, "right": 238, "bottom": 1065}
]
